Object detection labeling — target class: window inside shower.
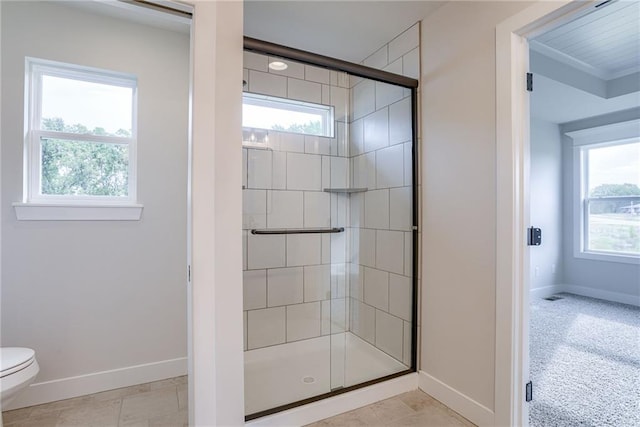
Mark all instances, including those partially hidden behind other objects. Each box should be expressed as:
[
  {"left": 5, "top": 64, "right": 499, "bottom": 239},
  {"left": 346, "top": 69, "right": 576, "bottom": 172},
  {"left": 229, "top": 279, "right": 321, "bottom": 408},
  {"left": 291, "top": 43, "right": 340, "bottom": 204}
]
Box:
[{"left": 242, "top": 50, "right": 416, "bottom": 419}]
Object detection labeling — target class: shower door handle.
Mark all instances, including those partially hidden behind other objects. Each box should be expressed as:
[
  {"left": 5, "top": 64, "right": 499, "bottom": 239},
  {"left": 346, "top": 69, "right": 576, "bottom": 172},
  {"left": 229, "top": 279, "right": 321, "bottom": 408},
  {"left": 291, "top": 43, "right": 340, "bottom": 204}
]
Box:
[{"left": 250, "top": 227, "right": 344, "bottom": 235}]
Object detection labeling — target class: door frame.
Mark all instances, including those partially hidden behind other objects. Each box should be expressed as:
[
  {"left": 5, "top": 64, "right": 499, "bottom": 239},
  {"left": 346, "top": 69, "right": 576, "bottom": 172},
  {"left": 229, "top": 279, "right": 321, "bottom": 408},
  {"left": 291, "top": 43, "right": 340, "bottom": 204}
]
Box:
[
  {"left": 187, "top": 1, "right": 245, "bottom": 426},
  {"left": 494, "top": 1, "right": 598, "bottom": 425}
]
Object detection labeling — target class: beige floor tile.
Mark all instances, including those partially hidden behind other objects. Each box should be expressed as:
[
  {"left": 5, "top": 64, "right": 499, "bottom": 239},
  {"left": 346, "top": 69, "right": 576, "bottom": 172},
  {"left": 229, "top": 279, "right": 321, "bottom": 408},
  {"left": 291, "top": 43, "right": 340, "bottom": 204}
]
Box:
[
  {"left": 393, "top": 406, "right": 469, "bottom": 427},
  {"left": 4, "top": 381, "right": 474, "bottom": 427},
  {"left": 29, "top": 396, "right": 94, "bottom": 417},
  {"left": 147, "top": 409, "right": 188, "bottom": 427},
  {"left": 148, "top": 376, "right": 187, "bottom": 390},
  {"left": 119, "top": 387, "right": 178, "bottom": 424},
  {"left": 445, "top": 408, "right": 476, "bottom": 427},
  {"left": 177, "top": 385, "right": 188, "bottom": 410},
  {"left": 90, "top": 383, "right": 152, "bottom": 402},
  {"left": 55, "top": 398, "right": 121, "bottom": 427},
  {"left": 305, "top": 405, "right": 379, "bottom": 426},
  {"left": 307, "top": 390, "right": 476, "bottom": 427},
  {"left": 118, "top": 420, "right": 149, "bottom": 427},
  {"left": 4, "top": 411, "right": 61, "bottom": 427},
  {"left": 2, "top": 406, "right": 34, "bottom": 424},
  {"left": 368, "top": 397, "right": 415, "bottom": 423},
  {"left": 398, "top": 390, "right": 446, "bottom": 412}
]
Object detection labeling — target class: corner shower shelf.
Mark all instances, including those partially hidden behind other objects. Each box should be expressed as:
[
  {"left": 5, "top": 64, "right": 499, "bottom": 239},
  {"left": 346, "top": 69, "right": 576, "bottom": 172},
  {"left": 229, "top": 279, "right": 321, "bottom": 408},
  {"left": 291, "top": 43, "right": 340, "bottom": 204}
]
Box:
[
  {"left": 323, "top": 188, "right": 368, "bottom": 193},
  {"left": 251, "top": 227, "right": 344, "bottom": 235}
]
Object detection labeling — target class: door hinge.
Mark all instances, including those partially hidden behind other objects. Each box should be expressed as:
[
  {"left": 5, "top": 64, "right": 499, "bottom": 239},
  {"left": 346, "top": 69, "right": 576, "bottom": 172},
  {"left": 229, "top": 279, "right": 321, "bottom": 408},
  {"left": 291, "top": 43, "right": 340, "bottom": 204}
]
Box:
[
  {"left": 526, "top": 73, "right": 533, "bottom": 92},
  {"left": 528, "top": 227, "right": 542, "bottom": 246},
  {"left": 525, "top": 381, "right": 533, "bottom": 402}
]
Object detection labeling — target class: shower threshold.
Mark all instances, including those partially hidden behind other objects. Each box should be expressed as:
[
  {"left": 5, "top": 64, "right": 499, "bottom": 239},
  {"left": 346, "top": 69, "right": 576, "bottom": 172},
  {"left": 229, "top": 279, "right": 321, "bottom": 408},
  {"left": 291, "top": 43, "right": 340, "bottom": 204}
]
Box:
[{"left": 244, "top": 332, "right": 408, "bottom": 417}]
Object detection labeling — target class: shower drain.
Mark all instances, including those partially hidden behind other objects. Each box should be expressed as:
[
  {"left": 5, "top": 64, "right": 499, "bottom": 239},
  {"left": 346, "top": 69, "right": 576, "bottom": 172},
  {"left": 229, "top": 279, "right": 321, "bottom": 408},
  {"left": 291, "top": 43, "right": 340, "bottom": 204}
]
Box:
[{"left": 302, "top": 376, "right": 316, "bottom": 384}]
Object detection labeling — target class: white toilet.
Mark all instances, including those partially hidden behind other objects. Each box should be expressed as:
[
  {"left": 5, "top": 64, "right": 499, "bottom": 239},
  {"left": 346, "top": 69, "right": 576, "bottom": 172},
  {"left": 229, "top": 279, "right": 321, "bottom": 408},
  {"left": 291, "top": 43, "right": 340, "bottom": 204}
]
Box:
[{"left": 1, "top": 348, "right": 39, "bottom": 408}]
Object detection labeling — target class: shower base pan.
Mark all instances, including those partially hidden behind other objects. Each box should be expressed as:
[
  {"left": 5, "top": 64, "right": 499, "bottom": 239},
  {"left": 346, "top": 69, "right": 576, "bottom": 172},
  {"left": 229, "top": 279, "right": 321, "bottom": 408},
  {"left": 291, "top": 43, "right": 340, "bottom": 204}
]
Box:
[{"left": 244, "top": 332, "right": 407, "bottom": 416}]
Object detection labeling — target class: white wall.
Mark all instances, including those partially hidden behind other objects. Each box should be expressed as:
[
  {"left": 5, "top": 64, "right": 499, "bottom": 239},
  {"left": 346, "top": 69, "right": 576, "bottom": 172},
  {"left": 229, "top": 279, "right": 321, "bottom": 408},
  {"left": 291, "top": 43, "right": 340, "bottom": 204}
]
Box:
[
  {"left": 1, "top": 1, "right": 189, "bottom": 407},
  {"left": 419, "top": 0, "right": 532, "bottom": 419},
  {"left": 529, "top": 118, "right": 563, "bottom": 291},
  {"left": 560, "top": 108, "right": 640, "bottom": 302}
]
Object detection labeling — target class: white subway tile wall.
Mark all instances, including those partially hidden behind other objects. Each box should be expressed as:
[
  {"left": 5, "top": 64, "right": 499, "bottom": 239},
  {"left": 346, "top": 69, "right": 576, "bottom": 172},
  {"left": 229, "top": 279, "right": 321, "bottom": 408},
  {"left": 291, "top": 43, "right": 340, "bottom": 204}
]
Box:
[
  {"left": 243, "top": 189, "right": 266, "bottom": 229},
  {"left": 286, "top": 153, "right": 322, "bottom": 191},
  {"left": 390, "top": 187, "right": 412, "bottom": 231},
  {"left": 375, "top": 310, "right": 404, "bottom": 361},
  {"left": 286, "top": 302, "right": 322, "bottom": 341},
  {"left": 267, "top": 190, "right": 303, "bottom": 229},
  {"left": 376, "top": 81, "right": 404, "bottom": 110},
  {"left": 351, "top": 80, "right": 375, "bottom": 121},
  {"left": 247, "top": 234, "right": 285, "bottom": 270},
  {"left": 348, "top": 22, "right": 419, "bottom": 364},
  {"left": 286, "top": 234, "right": 322, "bottom": 266},
  {"left": 388, "top": 23, "right": 419, "bottom": 63},
  {"left": 363, "top": 266, "right": 389, "bottom": 311},
  {"left": 376, "top": 144, "right": 404, "bottom": 189},
  {"left": 389, "top": 273, "right": 412, "bottom": 321},
  {"left": 350, "top": 300, "right": 375, "bottom": 344},
  {"left": 364, "top": 189, "right": 390, "bottom": 229},
  {"left": 243, "top": 270, "right": 267, "bottom": 310},
  {"left": 268, "top": 56, "right": 305, "bottom": 79},
  {"left": 363, "top": 108, "right": 389, "bottom": 152},
  {"left": 248, "top": 70, "right": 287, "bottom": 97},
  {"left": 267, "top": 267, "right": 304, "bottom": 307},
  {"left": 305, "top": 64, "right": 331, "bottom": 85},
  {"left": 304, "top": 264, "right": 331, "bottom": 302},
  {"left": 363, "top": 46, "right": 388, "bottom": 69},
  {"left": 288, "top": 78, "right": 322, "bottom": 103},
  {"left": 242, "top": 22, "right": 419, "bottom": 368},
  {"left": 304, "top": 192, "right": 331, "bottom": 228},
  {"left": 376, "top": 230, "right": 405, "bottom": 275},
  {"left": 384, "top": 57, "right": 403, "bottom": 75},
  {"left": 247, "top": 307, "right": 286, "bottom": 349},
  {"left": 390, "top": 97, "right": 412, "bottom": 145}
]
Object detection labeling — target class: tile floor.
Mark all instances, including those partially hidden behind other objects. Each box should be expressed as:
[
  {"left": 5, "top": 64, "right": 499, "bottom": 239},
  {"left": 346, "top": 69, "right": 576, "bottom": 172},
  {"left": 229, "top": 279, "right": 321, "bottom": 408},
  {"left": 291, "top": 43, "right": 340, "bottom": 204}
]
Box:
[
  {"left": 2, "top": 376, "right": 187, "bottom": 427},
  {"left": 304, "top": 390, "right": 475, "bottom": 427},
  {"left": 2, "top": 378, "right": 473, "bottom": 427}
]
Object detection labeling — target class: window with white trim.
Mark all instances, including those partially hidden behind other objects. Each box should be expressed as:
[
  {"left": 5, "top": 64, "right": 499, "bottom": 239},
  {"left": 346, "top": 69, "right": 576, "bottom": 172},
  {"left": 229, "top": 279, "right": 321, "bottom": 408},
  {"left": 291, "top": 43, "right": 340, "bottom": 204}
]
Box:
[
  {"left": 579, "top": 139, "right": 640, "bottom": 258},
  {"left": 25, "top": 58, "right": 137, "bottom": 205}
]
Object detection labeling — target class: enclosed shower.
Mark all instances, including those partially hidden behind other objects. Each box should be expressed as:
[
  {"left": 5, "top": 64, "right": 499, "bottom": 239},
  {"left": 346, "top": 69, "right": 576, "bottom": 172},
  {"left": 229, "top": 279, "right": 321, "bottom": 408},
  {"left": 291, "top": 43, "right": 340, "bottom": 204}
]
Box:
[{"left": 241, "top": 38, "right": 417, "bottom": 419}]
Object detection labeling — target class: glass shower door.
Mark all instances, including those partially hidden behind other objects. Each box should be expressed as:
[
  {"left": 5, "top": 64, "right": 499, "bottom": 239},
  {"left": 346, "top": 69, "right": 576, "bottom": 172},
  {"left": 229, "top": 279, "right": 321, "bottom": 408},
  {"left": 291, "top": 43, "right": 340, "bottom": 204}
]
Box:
[
  {"left": 242, "top": 50, "right": 415, "bottom": 419},
  {"left": 330, "top": 76, "right": 414, "bottom": 390}
]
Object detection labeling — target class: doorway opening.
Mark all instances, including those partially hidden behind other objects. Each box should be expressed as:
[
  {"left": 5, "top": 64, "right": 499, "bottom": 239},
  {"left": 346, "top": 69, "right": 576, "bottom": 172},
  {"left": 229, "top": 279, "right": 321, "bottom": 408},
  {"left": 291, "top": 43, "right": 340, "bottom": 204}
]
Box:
[
  {"left": 527, "top": 1, "right": 640, "bottom": 425},
  {"left": 496, "top": 1, "right": 639, "bottom": 425}
]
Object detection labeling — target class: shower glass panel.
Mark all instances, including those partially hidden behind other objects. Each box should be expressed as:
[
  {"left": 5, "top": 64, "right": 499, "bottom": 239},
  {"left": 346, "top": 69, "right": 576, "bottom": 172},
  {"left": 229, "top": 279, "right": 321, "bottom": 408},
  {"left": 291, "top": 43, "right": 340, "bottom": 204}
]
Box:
[{"left": 242, "top": 51, "right": 414, "bottom": 418}]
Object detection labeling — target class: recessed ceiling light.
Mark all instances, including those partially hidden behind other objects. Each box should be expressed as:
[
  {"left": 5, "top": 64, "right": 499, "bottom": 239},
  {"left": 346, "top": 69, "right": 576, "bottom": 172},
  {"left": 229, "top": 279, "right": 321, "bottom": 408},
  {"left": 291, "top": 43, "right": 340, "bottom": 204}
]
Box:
[{"left": 269, "top": 61, "right": 288, "bottom": 71}]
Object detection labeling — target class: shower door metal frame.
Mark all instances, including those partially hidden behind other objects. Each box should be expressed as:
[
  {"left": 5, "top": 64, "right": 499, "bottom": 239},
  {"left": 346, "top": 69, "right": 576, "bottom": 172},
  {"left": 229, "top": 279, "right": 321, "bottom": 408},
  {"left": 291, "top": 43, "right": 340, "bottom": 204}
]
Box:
[{"left": 243, "top": 37, "right": 420, "bottom": 421}]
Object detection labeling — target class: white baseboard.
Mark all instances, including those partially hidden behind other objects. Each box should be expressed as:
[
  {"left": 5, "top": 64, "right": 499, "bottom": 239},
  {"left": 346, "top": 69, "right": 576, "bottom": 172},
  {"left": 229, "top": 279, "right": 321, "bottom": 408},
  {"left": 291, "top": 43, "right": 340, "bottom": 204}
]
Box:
[
  {"left": 5, "top": 357, "right": 187, "bottom": 410},
  {"left": 246, "top": 373, "right": 419, "bottom": 427},
  {"left": 529, "top": 285, "right": 563, "bottom": 300},
  {"left": 418, "top": 370, "right": 494, "bottom": 427},
  {"left": 530, "top": 284, "right": 639, "bottom": 306},
  {"left": 561, "top": 284, "right": 639, "bottom": 306}
]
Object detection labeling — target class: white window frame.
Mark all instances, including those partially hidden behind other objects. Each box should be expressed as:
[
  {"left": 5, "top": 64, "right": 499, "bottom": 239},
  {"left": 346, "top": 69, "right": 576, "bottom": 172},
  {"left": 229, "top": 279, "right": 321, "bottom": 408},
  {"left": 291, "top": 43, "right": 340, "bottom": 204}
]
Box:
[
  {"left": 569, "top": 120, "right": 640, "bottom": 264},
  {"left": 242, "top": 92, "right": 334, "bottom": 138},
  {"left": 14, "top": 58, "right": 142, "bottom": 220}
]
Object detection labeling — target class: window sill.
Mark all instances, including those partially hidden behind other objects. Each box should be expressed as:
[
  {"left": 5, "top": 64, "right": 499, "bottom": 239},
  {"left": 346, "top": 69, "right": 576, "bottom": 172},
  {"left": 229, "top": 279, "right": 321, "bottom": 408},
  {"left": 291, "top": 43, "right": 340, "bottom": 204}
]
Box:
[
  {"left": 575, "top": 250, "right": 640, "bottom": 265},
  {"left": 13, "top": 202, "right": 144, "bottom": 221}
]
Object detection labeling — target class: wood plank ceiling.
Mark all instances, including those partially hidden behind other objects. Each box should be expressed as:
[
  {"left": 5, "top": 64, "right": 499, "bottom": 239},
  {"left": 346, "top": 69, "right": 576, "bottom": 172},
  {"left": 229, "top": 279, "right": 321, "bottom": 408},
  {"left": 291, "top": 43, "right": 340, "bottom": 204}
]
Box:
[{"left": 531, "top": 0, "right": 640, "bottom": 80}]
